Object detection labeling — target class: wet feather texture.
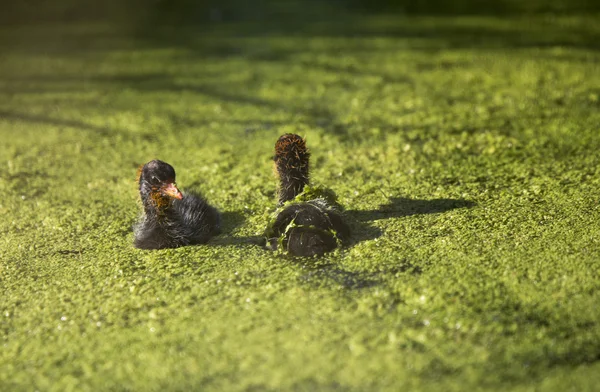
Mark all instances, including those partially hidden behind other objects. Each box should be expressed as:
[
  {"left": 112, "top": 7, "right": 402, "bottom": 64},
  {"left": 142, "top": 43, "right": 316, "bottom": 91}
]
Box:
[
  {"left": 267, "top": 134, "right": 350, "bottom": 257},
  {"left": 134, "top": 160, "right": 220, "bottom": 249}
]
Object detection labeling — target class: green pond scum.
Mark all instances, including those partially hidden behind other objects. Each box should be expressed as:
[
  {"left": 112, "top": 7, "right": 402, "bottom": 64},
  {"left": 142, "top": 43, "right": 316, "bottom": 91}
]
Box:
[{"left": 1, "top": 4, "right": 600, "bottom": 391}]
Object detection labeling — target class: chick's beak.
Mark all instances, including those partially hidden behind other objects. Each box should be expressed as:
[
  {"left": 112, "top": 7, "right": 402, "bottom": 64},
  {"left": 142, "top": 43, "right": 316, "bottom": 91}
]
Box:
[{"left": 161, "top": 183, "right": 183, "bottom": 200}]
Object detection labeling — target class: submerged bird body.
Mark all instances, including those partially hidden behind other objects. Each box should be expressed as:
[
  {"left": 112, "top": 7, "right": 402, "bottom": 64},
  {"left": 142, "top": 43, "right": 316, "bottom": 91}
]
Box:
[
  {"left": 134, "top": 160, "right": 220, "bottom": 250},
  {"left": 266, "top": 134, "right": 349, "bottom": 257},
  {"left": 267, "top": 198, "right": 349, "bottom": 257}
]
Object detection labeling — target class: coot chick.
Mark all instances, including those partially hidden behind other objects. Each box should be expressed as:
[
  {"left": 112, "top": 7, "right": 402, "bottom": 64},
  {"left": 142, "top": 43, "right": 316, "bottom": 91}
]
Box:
[
  {"left": 134, "top": 159, "right": 220, "bottom": 249},
  {"left": 264, "top": 134, "right": 350, "bottom": 257}
]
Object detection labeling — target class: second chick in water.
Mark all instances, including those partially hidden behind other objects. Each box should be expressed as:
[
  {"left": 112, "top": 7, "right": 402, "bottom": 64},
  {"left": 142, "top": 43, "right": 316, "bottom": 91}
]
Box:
[{"left": 265, "top": 134, "right": 349, "bottom": 257}]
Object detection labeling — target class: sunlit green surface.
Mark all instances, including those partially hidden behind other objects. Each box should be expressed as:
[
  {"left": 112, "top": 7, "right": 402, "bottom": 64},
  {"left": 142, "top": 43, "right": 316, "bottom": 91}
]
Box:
[{"left": 1, "top": 13, "right": 600, "bottom": 391}]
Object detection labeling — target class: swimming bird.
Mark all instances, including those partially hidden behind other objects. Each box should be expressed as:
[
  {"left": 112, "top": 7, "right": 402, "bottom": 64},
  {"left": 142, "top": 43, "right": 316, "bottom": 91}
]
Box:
[
  {"left": 134, "top": 159, "right": 220, "bottom": 249},
  {"left": 265, "top": 134, "right": 349, "bottom": 257}
]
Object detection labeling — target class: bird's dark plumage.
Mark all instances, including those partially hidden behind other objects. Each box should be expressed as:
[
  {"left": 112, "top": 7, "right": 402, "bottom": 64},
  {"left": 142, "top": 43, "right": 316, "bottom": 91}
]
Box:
[
  {"left": 266, "top": 134, "right": 349, "bottom": 257},
  {"left": 134, "top": 159, "right": 220, "bottom": 250}
]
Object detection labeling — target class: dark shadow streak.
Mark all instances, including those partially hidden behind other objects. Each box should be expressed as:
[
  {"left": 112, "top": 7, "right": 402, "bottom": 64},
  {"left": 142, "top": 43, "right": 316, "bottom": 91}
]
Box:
[
  {"left": 208, "top": 235, "right": 264, "bottom": 247},
  {"left": 217, "top": 211, "right": 246, "bottom": 233},
  {"left": 296, "top": 60, "right": 417, "bottom": 85},
  {"left": 192, "top": 210, "right": 261, "bottom": 247},
  {"left": 298, "top": 197, "right": 475, "bottom": 289},
  {"left": 341, "top": 197, "right": 475, "bottom": 246},
  {"left": 296, "top": 258, "right": 423, "bottom": 291},
  {"left": 347, "top": 197, "right": 476, "bottom": 223},
  {"left": 0, "top": 109, "right": 120, "bottom": 136},
  {"left": 283, "top": 198, "right": 471, "bottom": 290},
  {"left": 299, "top": 265, "right": 380, "bottom": 289}
]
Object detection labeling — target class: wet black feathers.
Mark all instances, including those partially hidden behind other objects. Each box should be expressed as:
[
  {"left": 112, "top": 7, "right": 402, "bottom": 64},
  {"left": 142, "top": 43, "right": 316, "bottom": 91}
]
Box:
[
  {"left": 268, "top": 135, "right": 350, "bottom": 257},
  {"left": 267, "top": 200, "right": 350, "bottom": 257},
  {"left": 134, "top": 160, "right": 220, "bottom": 250}
]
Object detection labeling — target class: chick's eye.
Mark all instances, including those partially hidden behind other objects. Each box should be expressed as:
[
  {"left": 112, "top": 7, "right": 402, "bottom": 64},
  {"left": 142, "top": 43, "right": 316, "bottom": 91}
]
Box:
[{"left": 151, "top": 176, "right": 159, "bottom": 184}]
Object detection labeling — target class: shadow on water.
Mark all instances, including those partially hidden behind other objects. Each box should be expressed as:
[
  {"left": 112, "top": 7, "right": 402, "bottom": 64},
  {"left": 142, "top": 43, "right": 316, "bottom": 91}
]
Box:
[
  {"left": 3, "top": 0, "right": 600, "bottom": 56},
  {"left": 3, "top": 0, "right": 600, "bottom": 27},
  {"left": 0, "top": 109, "right": 120, "bottom": 136},
  {"left": 204, "top": 210, "right": 267, "bottom": 247},
  {"left": 203, "top": 198, "right": 474, "bottom": 269},
  {"left": 204, "top": 210, "right": 275, "bottom": 247},
  {"left": 2, "top": 7, "right": 598, "bottom": 136},
  {"left": 299, "top": 264, "right": 380, "bottom": 289},
  {"left": 278, "top": 197, "right": 473, "bottom": 290},
  {"left": 343, "top": 196, "right": 475, "bottom": 246},
  {"left": 296, "top": 256, "right": 423, "bottom": 291},
  {"left": 217, "top": 210, "right": 246, "bottom": 232},
  {"left": 209, "top": 234, "right": 264, "bottom": 247},
  {"left": 348, "top": 197, "right": 476, "bottom": 223}
]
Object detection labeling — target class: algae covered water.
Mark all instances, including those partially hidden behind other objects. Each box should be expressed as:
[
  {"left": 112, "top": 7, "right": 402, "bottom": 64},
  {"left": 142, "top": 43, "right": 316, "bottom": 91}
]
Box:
[{"left": 1, "top": 4, "right": 600, "bottom": 391}]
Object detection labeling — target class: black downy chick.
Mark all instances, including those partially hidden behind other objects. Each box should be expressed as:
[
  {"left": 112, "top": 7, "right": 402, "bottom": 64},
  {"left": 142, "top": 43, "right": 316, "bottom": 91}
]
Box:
[
  {"left": 134, "top": 159, "right": 220, "bottom": 249},
  {"left": 265, "top": 134, "right": 349, "bottom": 257}
]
